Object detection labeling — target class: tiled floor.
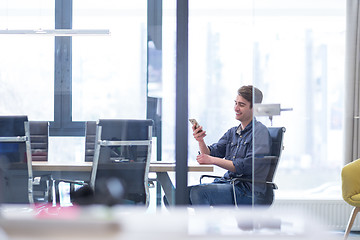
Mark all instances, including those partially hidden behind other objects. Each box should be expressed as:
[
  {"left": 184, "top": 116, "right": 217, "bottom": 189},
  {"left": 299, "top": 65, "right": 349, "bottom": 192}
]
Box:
[
  {"left": 329, "top": 231, "right": 360, "bottom": 239},
  {"left": 148, "top": 187, "right": 360, "bottom": 240}
]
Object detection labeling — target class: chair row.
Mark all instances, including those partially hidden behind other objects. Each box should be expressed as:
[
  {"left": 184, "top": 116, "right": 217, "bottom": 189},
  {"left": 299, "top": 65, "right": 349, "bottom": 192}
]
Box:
[
  {"left": 2, "top": 119, "right": 117, "bottom": 164},
  {"left": 0, "top": 116, "right": 154, "bottom": 206}
]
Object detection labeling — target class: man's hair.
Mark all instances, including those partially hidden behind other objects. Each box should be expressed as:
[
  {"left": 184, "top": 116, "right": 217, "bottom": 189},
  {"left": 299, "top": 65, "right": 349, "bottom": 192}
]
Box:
[{"left": 237, "top": 85, "right": 263, "bottom": 108}]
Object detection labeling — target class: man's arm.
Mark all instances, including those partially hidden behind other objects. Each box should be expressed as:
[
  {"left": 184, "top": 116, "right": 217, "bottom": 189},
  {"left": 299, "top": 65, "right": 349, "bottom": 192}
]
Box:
[
  {"left": 196, "top": 154, "right": 236, "bottom": 172},
  {"left": 192, "top": 124, "right": 210, "bottom": 155},
  {"left": 197, "top": 139, "right": 210, "bottom": 155}
]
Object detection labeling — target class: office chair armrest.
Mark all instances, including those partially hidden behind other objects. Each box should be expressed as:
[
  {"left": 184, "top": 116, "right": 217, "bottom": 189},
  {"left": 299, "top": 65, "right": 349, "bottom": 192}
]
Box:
[
  {"left": 230, "top": 177, "right": 278, "bottom": 190},
  {"left": 32, "top": 174, "right": 54, "bottom": 203},
  {"left": 200, "top": 175, "right": 278, "bottom": 189},
  {"left": 54, "top": 179, "right": 88, "bottom": 195},
  {"left": 55, "top": 179, "right": 88, "bottom": 185},
  {"left": 199, "top": 175, "right": 224, "bottom": 184},
  {"left": 52, "top": 179, "right": 89, "bottom": 204}
]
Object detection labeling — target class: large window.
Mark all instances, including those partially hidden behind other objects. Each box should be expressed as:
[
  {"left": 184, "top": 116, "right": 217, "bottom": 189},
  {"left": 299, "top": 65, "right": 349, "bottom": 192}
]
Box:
[
  {"left": 0, "top": 1, "right": 54, "bottom": 120},
  {"left": 72, "top": 0, "right": 147, "bottom": 121}
]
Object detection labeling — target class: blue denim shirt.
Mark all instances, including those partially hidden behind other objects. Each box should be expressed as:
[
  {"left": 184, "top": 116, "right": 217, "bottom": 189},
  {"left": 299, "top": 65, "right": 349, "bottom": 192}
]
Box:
[{"left": 208, "top": 119, "right": 272, "bottom": 194}]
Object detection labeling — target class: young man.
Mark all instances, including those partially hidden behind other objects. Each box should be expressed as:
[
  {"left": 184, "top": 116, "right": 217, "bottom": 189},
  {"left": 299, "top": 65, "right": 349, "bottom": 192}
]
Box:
[{"left": 189, "top": 85, "right": 272, "bottom": 206}]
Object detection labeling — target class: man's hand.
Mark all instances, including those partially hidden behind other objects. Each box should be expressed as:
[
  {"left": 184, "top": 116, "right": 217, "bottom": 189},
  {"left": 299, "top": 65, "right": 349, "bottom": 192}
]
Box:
[
  {"left": 192, "top": 124, "right": 206, "bottom": 141},
  {"left": 196, "top": 153, "right": 214, "bottom": 165}
]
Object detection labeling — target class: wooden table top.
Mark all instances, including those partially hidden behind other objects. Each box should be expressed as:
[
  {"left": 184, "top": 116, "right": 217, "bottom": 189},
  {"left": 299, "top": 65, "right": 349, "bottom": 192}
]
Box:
[{"left": 32, "top": 161, "right": 213, "bottom": 173}]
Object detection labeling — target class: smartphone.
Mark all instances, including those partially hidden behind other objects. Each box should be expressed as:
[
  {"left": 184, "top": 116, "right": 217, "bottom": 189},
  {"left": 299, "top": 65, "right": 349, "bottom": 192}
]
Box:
[{"left": 189, "top": 118, "right": 202, "bottom": 132}]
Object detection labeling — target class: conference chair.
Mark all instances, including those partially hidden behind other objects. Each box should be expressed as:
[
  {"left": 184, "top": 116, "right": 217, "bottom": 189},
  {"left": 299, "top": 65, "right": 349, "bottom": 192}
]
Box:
[
  {"left": 0, "top": 115, "right": 34, "bottom": 204},
  {"left": 199, "top": 127, "right": 286, "bottom": 207},
  {"left": 341, "top": 158, "right": 360, "bottom": 240},
  {"left": 84, "top": 121, "right": 97, "bottom": 162},
  {"left": 57, "top": 119, "right": 154, "bottom": 206},
  {"left": 29, "top": 121, "right": 53, "bottom": 203},
  {"left": 29, "top": 121, "right": 49, "bottom": 162},
  {"left": 90, "top": 119, "right": 153, "bottom": 206}
]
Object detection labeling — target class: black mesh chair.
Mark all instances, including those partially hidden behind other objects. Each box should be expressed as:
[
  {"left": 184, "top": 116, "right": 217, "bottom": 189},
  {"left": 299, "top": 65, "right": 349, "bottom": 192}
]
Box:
[
  {"left": 84, "top": 121, "right": 97, "bottom": 162},
  {"left": 63, "top": 119, "right": 153, "bottom": 206},
  {"left": 200, "top": 127, "right": 286, "bottom": 206},
  {"left": 29, "top": 121, "right": 49, "bottom": 162},
  {"left": 261, "top": 127, "right": 286, "bottom": 190},
  {"left": 0, "top": 115, "right": 34, "bottom": 204},
  {"left": 90, "top": 119, "right": 154, "bottom": 206},
  {"left": 29, "top": 121, "right": 52, "bottom": 203}
]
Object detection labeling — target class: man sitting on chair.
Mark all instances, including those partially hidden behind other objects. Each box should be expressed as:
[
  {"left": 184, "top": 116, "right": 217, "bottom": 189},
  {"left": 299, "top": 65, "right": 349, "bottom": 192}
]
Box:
[{"left": 189, "top": 85, "right": 272, "bottom": 206}]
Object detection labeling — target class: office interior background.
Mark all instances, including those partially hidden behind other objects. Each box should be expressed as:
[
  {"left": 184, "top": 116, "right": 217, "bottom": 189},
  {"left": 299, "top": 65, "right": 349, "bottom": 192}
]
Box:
[{"left": 0, "top": 0, "right": 354, "bottom": 232}]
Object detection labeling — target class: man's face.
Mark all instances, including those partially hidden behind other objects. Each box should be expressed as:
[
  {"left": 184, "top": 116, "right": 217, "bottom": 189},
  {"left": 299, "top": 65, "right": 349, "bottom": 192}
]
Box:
[{"left": 234, "top": 95, "right": 253, "bottom": 123}]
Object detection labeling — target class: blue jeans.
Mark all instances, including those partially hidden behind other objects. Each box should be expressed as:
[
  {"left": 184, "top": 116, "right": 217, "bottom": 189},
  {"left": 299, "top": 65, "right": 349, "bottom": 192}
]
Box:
[{"left": 189, "top": 182, "right": 273, "bottom": 206}]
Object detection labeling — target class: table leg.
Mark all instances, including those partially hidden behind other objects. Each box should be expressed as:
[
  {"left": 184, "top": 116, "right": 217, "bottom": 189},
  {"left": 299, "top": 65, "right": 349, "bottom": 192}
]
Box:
[{"left": 156, "top": 172, "right": 175, "bottom": 205}]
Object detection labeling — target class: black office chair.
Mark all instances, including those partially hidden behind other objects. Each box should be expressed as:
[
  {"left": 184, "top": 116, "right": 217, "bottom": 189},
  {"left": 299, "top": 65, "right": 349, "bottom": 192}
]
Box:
[
  {"left": 29, "top": 121, "right": 53, "bottom": 203},
  {"left": 90, "top": 119, "right": 154, "bottom": 206},
  {"left": 60, "top": 119, "right": 153, "bottom": 206},
  {"left": 84, "top": 121, "right": 97, "bottom": 162},
  {"left": 0, "top": 115, "right": 34, "bottom": 204},
  {"left": 29, "top": 121, "right": 49, "bottom": 162},
  {"left": 200, "top": 127, "right": 286, "bottom": 206}
]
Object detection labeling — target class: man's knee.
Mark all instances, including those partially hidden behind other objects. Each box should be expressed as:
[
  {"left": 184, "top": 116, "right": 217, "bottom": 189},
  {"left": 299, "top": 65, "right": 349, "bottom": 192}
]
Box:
[{"left": 189, "top": 185, "right": 209, "bottom": 205}]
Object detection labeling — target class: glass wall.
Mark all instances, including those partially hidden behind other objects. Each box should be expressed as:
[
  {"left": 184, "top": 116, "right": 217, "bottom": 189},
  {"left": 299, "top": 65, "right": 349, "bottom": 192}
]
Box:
[
  {"left": 187, "top": 0, "right": 255, "bottom": 184},
  {"left": 180, "top": 0, "right": 345, "bottom": 200},
  {"left": 252, "top": 0, "right": 345, "bottom": 199},
  {"left": 0, "top": 0, "right": 346, "bottom": 207}
]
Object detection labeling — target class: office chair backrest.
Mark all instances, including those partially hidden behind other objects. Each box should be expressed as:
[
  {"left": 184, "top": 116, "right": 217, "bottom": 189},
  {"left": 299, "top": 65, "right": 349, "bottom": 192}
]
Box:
[
  {"left": 29, "top": 121, "right": 49, "bottom": 161},
  {"left": 265, "top": 127, "right": 286, "bottom": 183},
  {"left": 0, "top": 115, "right": 28, "bottom": 137},
  {"left": 85, "top": 121, "right": 97, "bottom": 162},
  {"left": 99, "top": 119, "right": 152, "bottom": 141},
  {"left": 92, "top": 119, "right": 153, "bottom": 205},
  {"left": 0, "top": 115, "right": 33, "bottom": 204},
  {"left": 268, "top": 127, "right": 286, "bottom": 158},
  {"left": 0, "top": 116, "right": 28, "bottom": 163}
]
